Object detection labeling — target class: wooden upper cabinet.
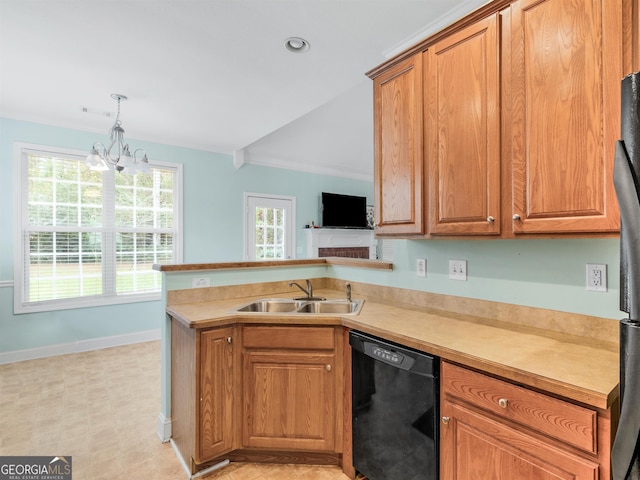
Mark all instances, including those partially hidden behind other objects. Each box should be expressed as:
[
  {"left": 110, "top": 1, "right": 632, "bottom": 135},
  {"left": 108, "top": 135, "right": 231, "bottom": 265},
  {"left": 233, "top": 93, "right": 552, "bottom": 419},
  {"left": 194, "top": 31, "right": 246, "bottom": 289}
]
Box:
[
  {"left": 373, "top": 54, "right": 425, "bottom": 236},
  {"left": 369, "top": 0, "right": 630, "bottom": 238},
  {"left": 510, "top": 0, "right": 621, "bottom": 234},
  {"left": 426, "top": 14, "right": 501, "bottom": 236}
]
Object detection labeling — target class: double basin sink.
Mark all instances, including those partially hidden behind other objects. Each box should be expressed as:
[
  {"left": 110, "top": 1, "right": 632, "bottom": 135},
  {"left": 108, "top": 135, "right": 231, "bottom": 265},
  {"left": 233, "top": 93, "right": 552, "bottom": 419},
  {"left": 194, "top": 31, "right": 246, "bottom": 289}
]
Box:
[{"left": 233, "top": 297, "right": 364, "bottom": 315}]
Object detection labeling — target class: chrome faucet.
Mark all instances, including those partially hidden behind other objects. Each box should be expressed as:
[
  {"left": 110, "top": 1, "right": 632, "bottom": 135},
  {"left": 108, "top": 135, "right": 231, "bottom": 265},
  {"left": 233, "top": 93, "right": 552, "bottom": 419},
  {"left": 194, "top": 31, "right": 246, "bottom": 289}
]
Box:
[
  {"left": 346, "top": 283, "right": 352, "bottom": 302},
  {"left": 289, "top": 279, "right": 313, "bottom": 299}
]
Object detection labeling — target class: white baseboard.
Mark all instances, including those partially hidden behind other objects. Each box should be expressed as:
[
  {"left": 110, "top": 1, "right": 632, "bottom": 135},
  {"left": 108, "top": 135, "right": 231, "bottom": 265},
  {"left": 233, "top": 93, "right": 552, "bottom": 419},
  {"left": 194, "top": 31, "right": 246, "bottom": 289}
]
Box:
[
  {"left": 170, "top": 439, "right": 229, "bottom": 480},
  {"left": 171, "top": 439, "right": 192, "bottom": 479},
  {"left": 0, "top": 329, "right": 161, "bottom": 364},
  {"left": 157, "top": 413, "right": 172, "bottom": 443}
]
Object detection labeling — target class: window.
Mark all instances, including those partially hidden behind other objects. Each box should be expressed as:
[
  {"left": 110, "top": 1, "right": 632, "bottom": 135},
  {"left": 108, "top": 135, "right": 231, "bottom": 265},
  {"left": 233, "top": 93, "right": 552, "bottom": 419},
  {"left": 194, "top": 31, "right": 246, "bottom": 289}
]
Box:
[
  {"left": 14, "top": 144, "right": 182, "bottom": 313},
  {"left": 244, "top": 193, "right": 295, "bottom": 261}
]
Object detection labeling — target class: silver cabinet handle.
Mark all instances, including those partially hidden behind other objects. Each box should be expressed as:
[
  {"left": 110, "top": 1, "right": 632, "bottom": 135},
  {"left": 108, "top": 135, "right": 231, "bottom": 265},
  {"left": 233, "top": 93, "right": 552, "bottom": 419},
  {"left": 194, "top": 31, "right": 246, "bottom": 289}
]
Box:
[
  {"left": 498, "top": 398, "right": 509, "bottom": 409},
  {"left": 442, "top": 416, "right": 450, "bottom": 424},
  {"left": 512, "top": 214, "right": 521, "bottom": 221},
  {"left": 487, "top": 216, "right": 495, "bottom": 223},
  {"left": 227, "top": 336, "right": 232, "bottom": 344}
]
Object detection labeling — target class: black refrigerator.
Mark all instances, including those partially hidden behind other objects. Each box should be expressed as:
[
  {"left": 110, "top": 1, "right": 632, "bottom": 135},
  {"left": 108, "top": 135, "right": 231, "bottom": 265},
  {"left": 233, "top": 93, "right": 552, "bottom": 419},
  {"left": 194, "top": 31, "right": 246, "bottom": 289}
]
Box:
[{"left": 612, "top": 71, "right": 640, "bottom": 480}]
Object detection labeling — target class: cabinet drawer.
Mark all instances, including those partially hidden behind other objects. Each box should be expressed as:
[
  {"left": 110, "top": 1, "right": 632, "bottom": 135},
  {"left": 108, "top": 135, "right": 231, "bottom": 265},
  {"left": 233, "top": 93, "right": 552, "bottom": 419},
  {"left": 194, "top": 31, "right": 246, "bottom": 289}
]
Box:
[
  {"left": 442, "top": 362, "right": 597, "bottom": 453},
  {"left": 242, "top": 326, "right": 335, "bottom": 350}
]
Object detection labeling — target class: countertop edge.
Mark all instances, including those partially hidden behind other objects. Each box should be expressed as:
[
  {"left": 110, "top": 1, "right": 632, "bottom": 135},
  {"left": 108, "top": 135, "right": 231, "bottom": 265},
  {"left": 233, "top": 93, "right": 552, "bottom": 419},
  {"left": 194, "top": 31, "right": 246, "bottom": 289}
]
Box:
[
  {"left": 154, "top": 257, "right": 393, "bottom": 272},
  {"left": 166, "top": 296, "right": 619, "bottom": 411}
]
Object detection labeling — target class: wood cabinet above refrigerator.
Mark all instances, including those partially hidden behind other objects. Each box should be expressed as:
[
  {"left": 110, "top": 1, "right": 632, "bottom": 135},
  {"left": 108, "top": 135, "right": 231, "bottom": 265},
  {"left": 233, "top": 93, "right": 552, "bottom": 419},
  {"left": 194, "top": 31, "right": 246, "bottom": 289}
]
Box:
[{"left": 367, "top": 0, "right": 637, "bottom": 239}]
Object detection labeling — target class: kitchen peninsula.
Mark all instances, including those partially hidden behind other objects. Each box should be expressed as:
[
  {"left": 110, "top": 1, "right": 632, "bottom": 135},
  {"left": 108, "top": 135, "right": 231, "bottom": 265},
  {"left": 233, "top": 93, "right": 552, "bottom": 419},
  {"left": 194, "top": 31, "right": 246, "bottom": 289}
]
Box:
[{"left": 156, "top": 258, "right": 619, "bottom": 479}]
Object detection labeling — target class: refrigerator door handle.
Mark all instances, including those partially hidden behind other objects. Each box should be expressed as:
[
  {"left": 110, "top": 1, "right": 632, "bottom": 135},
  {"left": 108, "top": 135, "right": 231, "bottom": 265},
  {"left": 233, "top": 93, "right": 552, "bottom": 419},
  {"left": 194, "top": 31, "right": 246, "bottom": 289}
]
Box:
[
  {"left": 614, "top": 141, "right": 640, "bottom": 320},
  {"left": 612, "top": 140, "right": 640, "bottom": 480}
]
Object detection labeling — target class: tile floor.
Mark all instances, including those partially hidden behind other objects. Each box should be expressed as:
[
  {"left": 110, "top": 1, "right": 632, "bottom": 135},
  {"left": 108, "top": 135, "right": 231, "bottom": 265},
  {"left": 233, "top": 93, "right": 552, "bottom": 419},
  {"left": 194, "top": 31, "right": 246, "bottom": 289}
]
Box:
[{"left": 0, "top": 341, "right": 352, "bottom": 479}]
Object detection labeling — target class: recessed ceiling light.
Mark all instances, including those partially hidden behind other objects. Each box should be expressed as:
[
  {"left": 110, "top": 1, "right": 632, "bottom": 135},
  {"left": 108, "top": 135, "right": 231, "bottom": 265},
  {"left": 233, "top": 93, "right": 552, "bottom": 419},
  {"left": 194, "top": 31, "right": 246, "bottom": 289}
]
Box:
[{"left": 284, "top": 37, "right": 310, "bottom": 53}]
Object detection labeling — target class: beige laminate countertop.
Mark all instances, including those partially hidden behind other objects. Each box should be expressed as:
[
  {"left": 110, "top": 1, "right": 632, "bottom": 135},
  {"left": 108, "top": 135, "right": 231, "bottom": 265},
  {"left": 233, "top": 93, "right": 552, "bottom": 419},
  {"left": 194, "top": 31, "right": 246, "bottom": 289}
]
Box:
[{"left": 167, "top": 288, "right": 619, "bottom": 411}]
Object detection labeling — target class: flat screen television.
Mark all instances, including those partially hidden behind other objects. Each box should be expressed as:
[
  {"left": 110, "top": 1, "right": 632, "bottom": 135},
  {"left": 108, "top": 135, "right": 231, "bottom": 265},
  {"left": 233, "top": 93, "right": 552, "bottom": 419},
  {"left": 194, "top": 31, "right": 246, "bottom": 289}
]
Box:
[{"left": 321, "top": 192, "right": 368, "bottom": 229}]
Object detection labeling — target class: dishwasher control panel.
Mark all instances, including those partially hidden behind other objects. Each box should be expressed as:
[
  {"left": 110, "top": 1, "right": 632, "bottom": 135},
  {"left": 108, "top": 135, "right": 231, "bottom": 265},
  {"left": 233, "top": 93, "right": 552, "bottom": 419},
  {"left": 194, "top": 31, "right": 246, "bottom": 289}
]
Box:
[
  {"left": 349, "top": 330, "right": 438, "bottom": 377},
  {"left": 363, "top": 341, "right": 415, "bottom": 370},
  {"left": 371, "top": 345, "right": 403, "bottom": 364}
]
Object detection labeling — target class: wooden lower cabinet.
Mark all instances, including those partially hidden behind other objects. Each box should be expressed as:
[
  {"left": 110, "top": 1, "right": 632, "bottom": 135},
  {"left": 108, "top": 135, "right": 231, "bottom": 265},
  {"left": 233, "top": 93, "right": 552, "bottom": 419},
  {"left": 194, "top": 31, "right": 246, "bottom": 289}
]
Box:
[
  {"left": 241, "top": 325, "right": 343, "bottom": 452},
  {"left": 198, "top": 327, "right": 236, "bottom": 462},
  {"left": 440, "top": 362, "right": 613, "bottom": 480},
  {"left": 171, "top": 320, "right": 345, "bottom": 475},
  {"left": 171, "top": 321, "right": 238, "bottom": 473},
  {"left": 441, "top": 400, "right": 599, "bottom": 479}
]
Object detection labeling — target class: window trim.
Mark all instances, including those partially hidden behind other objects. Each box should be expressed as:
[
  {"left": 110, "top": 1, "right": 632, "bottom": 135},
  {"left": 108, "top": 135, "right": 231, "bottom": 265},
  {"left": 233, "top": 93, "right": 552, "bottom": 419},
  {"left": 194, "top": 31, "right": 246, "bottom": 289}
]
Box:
[{"left": 13, "top": 142, "right": 183, "bottom": 314}]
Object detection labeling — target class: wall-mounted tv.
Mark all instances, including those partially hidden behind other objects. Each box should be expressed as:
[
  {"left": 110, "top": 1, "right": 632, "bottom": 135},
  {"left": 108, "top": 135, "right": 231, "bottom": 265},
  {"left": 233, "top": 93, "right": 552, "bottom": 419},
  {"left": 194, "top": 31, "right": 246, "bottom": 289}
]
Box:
[{"left": 321, "top": 192, "right": 368, "bottom": 229}]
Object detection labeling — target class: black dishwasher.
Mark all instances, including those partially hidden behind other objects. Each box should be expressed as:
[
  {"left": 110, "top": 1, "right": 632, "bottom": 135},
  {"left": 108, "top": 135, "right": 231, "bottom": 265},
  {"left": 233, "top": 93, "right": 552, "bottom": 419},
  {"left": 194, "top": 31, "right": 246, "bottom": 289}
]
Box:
[{"left": 350, "top": 330, "right": 439, "bottom": 480}]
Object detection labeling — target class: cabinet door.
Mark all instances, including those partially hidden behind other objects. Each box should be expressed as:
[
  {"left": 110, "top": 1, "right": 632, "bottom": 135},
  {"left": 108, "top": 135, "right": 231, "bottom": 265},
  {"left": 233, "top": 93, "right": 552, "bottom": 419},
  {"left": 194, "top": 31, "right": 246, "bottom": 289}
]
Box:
[
  {"left": 440, "top": 399, "right": 599, "bottom": 480},
  {"left": 426, "top": 14, "right": 501, "bottom": 235},
  {"left": 373, "top": 54, "right": 425, "bottom": 236},
  {"left": 510, "top": 0, "right": 621, "bottom": 234},
  {"left": 242, "top": 350, "right": 336, "bottom": 451},
  {"left": 197, "top": 327, "right": 235, "bottom": 463}
]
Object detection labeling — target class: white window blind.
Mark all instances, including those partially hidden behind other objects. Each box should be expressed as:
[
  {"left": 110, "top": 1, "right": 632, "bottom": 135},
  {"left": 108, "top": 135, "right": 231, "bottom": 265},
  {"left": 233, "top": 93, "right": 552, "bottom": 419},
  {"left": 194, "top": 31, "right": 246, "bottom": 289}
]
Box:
[{"left": 14, "top": 144, "right": 182, "bottom": 313}]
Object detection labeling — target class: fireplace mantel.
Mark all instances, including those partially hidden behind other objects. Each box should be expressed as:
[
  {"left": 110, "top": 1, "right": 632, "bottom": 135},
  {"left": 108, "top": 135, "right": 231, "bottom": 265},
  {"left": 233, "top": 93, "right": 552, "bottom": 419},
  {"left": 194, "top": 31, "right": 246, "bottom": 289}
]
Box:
[{"left": 305, "top": 228, "right": 376, "bottom": 259}]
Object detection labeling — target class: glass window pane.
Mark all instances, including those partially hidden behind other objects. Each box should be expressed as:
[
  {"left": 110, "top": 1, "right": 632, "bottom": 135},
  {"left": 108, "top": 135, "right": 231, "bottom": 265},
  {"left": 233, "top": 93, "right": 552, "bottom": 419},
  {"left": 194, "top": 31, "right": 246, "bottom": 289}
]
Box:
[
  {"left": 56, "top": 181, "right": 78, "bottom": 204},
  {"left": 22, "top": 150, "right": 179, "bottom": 308},
  {"left": 29, "top": 179, "right": 53, "bottom": 203},
  {"left": 136, "top": 209, "right": 154, "bottom": 227},
  {"left": 29, "top": 204, "right": 53, "bottom": 226}
]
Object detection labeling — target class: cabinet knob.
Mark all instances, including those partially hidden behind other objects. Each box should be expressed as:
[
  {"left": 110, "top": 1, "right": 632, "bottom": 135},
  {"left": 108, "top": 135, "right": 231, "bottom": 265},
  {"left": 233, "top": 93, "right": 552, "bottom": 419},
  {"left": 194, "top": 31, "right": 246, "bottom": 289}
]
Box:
[
  {"left": 487, "top": 216, "right": 495, "bottom": 223},
  {"left": 498, "top": 398, "right": 509, "bottom": 409},
  {"left": 326, "top": 364, "right": 332, "bottom": 371},
  {"left": 442, "top": 416, "right": 450, "bottom": 425},
  {"left": 512, "top": 214, "right": 521, "bottom": 221},
  {"left": 227, "top": 336, "right": 232, "bottom": 344}
]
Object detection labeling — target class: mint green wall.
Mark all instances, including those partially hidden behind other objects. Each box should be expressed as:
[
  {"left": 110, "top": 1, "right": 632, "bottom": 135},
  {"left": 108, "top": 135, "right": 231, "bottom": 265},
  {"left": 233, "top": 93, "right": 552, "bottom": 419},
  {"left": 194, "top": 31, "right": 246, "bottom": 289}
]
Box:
[
  {"left": 164, "top": 235, "right": 622, "bottom": 323},
  {"left": 0, "top": 116, "right": 625, "bottom": 356},
  {"left": 0, "top": 117, "right": 372, "bottom": 353},
  {"left": 334, "top": 238, "right": 622, "bottom": 320}
]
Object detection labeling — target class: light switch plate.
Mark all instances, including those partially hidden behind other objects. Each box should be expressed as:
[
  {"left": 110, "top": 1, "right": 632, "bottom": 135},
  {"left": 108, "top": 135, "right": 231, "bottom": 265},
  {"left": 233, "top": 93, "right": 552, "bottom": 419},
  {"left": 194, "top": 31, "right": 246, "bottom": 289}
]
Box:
[{"left": 449, "top": 260, "right": 467, "bottom": 281}]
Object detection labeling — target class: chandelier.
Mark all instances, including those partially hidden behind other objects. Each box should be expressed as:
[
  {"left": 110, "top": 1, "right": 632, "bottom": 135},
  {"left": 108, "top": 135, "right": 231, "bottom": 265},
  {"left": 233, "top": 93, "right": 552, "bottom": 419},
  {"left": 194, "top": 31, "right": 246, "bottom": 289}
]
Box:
[{"left": 85, "top": 94, "right": 150, "bottom": 174}]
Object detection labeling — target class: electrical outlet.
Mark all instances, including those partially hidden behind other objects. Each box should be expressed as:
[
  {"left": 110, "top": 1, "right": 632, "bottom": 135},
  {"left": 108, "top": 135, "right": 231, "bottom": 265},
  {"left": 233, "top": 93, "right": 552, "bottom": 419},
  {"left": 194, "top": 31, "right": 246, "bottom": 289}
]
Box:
[
  {"left": 586, "top": 264, "right": 607, "bottom": 292},
  {"left": 192, "top": 277, "right": 210, "bottom": 288},
  {"left": 449, "top": 260, "right": 467, "bottom": 281},
  {"left": 416, "top": 258, "right": 426, "bottom": 277}
]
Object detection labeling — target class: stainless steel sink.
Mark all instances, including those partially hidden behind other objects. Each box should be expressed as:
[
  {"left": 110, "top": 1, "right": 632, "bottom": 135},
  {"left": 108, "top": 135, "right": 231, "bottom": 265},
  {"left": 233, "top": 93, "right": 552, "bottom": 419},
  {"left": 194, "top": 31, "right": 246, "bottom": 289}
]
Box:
[
  {"left": 296, "top": 300, "right": 362, "bottom": 314},
  {"left": 235, "top": 299, "right": 301, "bottom": 313},
  {"left": 233, "top": 298, "right": 363, "bottom": 315}
]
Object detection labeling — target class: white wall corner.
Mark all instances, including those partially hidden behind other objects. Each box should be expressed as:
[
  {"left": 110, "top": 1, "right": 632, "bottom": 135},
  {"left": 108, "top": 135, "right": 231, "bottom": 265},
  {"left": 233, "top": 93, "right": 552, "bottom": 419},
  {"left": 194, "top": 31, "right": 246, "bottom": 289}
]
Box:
[
  {"left": 233, "top": 148, "right": 245, "bottom": 169},
  {"left": 157, "top": 413, "right": 172, "bottom": 443}
]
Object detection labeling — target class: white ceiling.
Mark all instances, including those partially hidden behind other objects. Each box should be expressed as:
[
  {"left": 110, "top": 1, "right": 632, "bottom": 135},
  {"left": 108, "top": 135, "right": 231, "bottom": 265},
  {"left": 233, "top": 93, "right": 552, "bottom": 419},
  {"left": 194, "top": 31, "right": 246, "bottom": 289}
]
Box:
[{"left": 1, "top": 0, "right": 488, "bottom": 181}]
